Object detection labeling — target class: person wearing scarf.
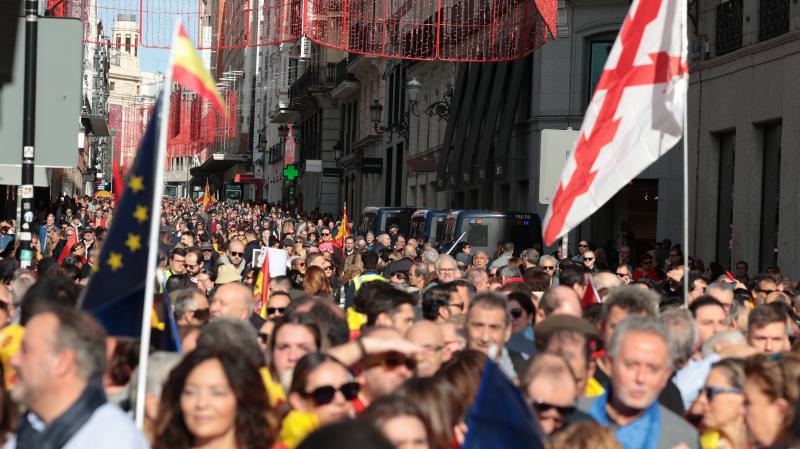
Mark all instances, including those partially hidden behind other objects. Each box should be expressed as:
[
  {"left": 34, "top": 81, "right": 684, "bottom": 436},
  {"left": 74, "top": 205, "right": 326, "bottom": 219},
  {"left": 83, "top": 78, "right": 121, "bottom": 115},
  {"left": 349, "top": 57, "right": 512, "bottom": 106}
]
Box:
[{"left": 7, "top": 307, "right": 149, "bottom": 449}]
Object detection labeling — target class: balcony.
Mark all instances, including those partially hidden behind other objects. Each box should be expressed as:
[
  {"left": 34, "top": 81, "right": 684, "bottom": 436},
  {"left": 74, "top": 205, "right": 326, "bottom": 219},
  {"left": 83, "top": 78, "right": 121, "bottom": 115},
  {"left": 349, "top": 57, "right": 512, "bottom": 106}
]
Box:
[
  {"left": 267, "top": 142, "right": 284, "bottom": 164},
  {"left": 759, "top": 0, "right": 789, "bottom": 42},
  {"left": 288, "top": 63, "right": 337, "bottom": 105},
  {"left": 715, "top": 0, "right": 743, "bottom": 56},
  {"left": 331, "top": 58, "right": 360, "bottom": 100}
]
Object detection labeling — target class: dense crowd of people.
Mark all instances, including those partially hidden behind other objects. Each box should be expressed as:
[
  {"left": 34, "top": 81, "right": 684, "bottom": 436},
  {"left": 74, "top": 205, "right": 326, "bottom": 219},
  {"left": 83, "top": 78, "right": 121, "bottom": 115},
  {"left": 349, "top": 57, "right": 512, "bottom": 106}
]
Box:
[{"left": 0, "top": 195, "right": 798, "bottom": 449}]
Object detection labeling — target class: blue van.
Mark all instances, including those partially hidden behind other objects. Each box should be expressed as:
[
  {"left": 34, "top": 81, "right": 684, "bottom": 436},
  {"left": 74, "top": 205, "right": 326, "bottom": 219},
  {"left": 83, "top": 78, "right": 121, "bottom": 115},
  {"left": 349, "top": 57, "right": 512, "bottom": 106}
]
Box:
[
  {"left": 357, "top": 207, "right": 417, "bottom": 236},
  {"left": 409, "top": 209, "right": 449, "bottom": 246}
]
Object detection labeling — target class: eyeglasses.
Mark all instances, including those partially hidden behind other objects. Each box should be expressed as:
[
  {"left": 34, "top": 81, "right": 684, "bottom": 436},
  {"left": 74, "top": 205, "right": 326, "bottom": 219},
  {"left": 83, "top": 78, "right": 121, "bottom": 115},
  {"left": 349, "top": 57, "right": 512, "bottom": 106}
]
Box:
[
  {"left": 258, "top": 333, "right": 270, "bottom": 345},
  {"left": 616, "top": 272, "right": 629, "bottom": 278},
  {"left": 578, "top": 244, "right": 589, "bottom": 248},
  {"left": 700, "top": 386, "right": 742, "bottom": 401},
  {"left": 229, "top": 251, "right": 244, "bottom": 257},
  {"left": 367, "top": 353, "right": 417, "bottom": 371},
  {"left": 305, "top": 382, "right": 361, "bottom": 405},
  {"left": 267, "top": 307, "right": 286, "bottom": 315},
  {"left": 583, "top": 257, "right": 595, "bottom": 261},
  {"left": 540, "top": 266, "right": 556, "bottom": 271},
  {"left": 185, "top": 263, "right": 199, "bottom": 270},
  {"left": 531, "top": 400, "right": 576, "bottom": 416},
  {"left": 510, "top": 308, "right": 524, "bottom": 319},
  {"left": 323, "top": 266, "right": 334, "bottom": 272},
  {"left": 192, "top": 308, "right": 210, "bottom": 322},
  {"left": 321, "top": 233, "right": 330, "bottom": 236}
]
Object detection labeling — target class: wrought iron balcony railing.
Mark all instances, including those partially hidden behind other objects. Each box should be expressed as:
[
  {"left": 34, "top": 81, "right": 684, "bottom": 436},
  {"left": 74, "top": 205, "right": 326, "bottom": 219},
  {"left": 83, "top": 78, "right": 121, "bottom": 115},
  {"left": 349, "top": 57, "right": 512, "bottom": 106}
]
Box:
[
  {"left": 716, "top": 0, "right": 743, "bottom": 56},
  {"left": 759, "top": 0, "right": 789, "bottom": 41}
]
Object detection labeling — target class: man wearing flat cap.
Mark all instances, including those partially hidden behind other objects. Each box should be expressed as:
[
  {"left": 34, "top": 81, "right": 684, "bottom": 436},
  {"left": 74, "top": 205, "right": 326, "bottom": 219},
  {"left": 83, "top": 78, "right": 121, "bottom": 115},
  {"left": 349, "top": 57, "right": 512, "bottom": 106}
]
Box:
[{"left": 535, "top": 315, "right": 604, "bottom": 398}]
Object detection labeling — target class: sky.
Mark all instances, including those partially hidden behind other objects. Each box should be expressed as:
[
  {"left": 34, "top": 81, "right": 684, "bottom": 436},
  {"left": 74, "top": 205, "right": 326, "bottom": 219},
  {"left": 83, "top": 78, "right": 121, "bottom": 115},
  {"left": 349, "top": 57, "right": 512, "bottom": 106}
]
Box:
[{"left": 140, "top": 47, "right": 170, "bottom": 73}]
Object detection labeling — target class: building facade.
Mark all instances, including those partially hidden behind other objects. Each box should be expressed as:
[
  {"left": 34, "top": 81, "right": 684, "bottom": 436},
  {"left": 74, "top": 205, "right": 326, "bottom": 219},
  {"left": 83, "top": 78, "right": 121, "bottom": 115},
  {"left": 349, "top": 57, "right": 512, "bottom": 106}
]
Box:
[{"left": 688, "top": 0, "right": 799, "bottom": 276}]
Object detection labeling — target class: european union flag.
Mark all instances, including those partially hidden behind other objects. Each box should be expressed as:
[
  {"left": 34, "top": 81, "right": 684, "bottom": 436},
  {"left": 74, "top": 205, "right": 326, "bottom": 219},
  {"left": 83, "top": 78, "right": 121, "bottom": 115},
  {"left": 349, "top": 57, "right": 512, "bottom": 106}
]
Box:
[
  {"left": 79, "top": 99, "right": 162, "bottom": 338},
  {"left": 463, "top": 360, "right": 545, "bottom": 449}
]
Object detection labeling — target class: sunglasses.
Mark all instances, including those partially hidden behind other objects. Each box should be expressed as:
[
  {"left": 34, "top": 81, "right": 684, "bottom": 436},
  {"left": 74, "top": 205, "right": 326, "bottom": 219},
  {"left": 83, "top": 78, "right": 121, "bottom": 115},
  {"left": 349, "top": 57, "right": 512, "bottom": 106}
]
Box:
[
  {"left": 700, "top": 386, "right": 742, "bottom": 401},
  {"left": 323, "top": 266, "right": 334, "bottom": 271},
  {"left": 616, "top": 272, "right": 629, "bottom": 278},
  {"left": 267, "top": 307, "right": 286, "bottom": 315},
  {"left": 510, "top": 308, "right": 524, "bottom": 319},
  {"left": 578, "top": 244, "right": 589, "bottom": 248},
  {"left": 192, "top": 308, "right": 210, "bottom": 322},
  {"left": 541, "top": 266, "right": 555, "bottom": 271},
  {"left": 305, "top": 382, "right": 361, "bottom": 405},
  {"left": 531, "top": 400, "right": 576, "bottom": 416},
  {"left": 367, "top": 353, "right": 417, "bottom": 371},
  {"left": 229, "top": 251, "right": 244, "bottom": 257},
  {"left": 583, "top": 257, "right": 595, "bottom": 261},
  {"left": 321, "top": 233, "right": 330, "bottom": 236}
]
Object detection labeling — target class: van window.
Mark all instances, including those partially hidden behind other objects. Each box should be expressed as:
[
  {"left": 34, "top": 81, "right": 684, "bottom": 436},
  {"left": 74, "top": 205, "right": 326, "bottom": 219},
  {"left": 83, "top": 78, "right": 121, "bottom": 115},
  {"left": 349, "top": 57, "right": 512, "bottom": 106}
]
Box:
[{"left": 466, "top": 224, "right": 489, "bottom": 247}]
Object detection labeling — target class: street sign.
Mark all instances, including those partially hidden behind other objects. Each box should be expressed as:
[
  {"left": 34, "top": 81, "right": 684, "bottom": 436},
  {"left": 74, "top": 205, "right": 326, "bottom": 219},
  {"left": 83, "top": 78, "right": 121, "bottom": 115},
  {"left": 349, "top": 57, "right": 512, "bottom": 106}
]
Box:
[
  {"left": 0, "top": 18, "right": 82, "bottom": 167},
  {"left": 323, "top": 167, "right": 342, "bottom": 177},
  {"left": 283, "top": 165, "right": 299, "bottom": 181},
  {"left": 362, "top": 157, "right": 383, "bottom": 174},
  {"left": 539, "top": 129, "right": 581, "bottom": 204},
  {"left": 305, "top": 159, "right": 322, "bottom": 173}
]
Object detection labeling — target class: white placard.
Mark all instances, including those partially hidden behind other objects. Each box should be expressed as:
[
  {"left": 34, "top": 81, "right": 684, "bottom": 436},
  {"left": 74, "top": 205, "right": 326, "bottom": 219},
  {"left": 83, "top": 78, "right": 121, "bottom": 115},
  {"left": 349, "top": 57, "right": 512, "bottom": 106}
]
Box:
[{"left": 252, "top": 247, "right": 288, "bottom": 278}]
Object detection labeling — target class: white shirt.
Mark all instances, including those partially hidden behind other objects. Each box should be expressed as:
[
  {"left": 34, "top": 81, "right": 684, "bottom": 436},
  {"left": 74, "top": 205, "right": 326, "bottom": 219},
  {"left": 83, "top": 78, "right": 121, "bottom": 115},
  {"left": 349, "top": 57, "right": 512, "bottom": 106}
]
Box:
[{"left": 5, "top": 404, "right": 150, "bottom": 449}]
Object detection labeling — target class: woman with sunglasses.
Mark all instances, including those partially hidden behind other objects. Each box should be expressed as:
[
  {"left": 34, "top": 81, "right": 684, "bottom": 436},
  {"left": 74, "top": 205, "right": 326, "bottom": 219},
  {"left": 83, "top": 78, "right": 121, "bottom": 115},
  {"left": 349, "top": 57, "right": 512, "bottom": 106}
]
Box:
[
  {"left": 153, "top": 348, "right": 275, "bottom": 449},
  {"left": 692, "top": 358, "right": 747, "bottom": 449},
  {"left": 274, "top": 353, "right": 359, "bottom": 449},
  {"left": 743, "top": 353, "right": 800, "bottom": 449}
]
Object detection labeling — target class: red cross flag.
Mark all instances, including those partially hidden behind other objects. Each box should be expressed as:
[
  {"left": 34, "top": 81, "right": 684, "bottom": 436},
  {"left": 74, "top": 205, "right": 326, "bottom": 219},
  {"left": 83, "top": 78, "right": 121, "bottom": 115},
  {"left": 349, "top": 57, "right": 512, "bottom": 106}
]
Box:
[{"left": 542, "top": 0, "right": 688, "bottom": 245}]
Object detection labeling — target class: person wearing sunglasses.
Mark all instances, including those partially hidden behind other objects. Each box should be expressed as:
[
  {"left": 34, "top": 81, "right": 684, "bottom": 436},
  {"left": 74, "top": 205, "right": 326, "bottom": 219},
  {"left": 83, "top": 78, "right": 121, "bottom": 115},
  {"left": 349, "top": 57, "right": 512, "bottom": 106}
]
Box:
[
  {"left": 359, "top": 327, "right": 416, "bottom": 407},
  {"left": 278, "top": 353, "right": 359, "bottom": 448},
  {"left": 220, "top": 239, "right": 248, "bottom": 278},
  {"left": 521, "top": 353, "right": 585, "bottom": 435},
  {"left": 692, "top": 358, "right": 747, "bottom": 449},
  {"left": 506, "top": 291, "right": 537, "bottom": 356},
  {"left": 173, "top": 289, "right": 210, "bottom": 327}
]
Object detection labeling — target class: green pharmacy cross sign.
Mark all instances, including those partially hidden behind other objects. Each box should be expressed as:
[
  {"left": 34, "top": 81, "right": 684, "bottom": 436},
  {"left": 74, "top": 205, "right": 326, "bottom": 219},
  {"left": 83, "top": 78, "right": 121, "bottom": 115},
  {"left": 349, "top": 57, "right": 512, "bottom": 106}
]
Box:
[{"left": 283, "top": 164, "right": 299, "bottom": 181}]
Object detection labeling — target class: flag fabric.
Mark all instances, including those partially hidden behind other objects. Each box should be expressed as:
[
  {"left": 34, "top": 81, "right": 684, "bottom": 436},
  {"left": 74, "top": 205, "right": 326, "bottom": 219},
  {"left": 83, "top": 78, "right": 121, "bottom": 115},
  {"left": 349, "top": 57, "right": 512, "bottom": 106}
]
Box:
[
  {"left": 332, "top": 205, "right": 350, "bottom": 249},
  {"left": 171, "top": 24, "right": 226, "bottom": 116},
  {"left": 112, "top": 157, "right": 124, "bottom": 203},
  {"left": 255, "top": 250, "right": 271, "bottom": 319},
  {"left": 201, "top": 178, "right": 215, "bottom": 211},
  {"left": 56, "top": 227, "right": 78, "bottom": 265},
  {"left": 79, "top": 100, "right": 163, "bottom": 337},
  {"left": 158, "top": 291, "right": 183, "bottom": 352},
  {"left": 542, "top": 0, "right": 688, "bottom": 245},
  {"left": 463, "top": 360, "right": 545, "bottom": 449},
  {"left": 581, "top": 273, "right": 601, "bottom": 308}
]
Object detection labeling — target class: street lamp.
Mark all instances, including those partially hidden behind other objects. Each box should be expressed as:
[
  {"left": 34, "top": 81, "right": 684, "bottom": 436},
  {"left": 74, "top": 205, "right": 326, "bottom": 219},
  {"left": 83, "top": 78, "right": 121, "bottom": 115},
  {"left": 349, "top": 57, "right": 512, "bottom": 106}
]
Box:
[{"left": 370, "top": 78, "right": 452, "bottom": 142}]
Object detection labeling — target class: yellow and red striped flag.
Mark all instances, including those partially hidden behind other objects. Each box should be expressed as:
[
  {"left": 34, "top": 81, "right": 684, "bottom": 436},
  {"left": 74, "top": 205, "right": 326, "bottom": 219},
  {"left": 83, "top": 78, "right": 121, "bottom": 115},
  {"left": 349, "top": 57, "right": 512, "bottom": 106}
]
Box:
[
  {"left": 200, "top": 178, "right": 215, "bottom": 211},
  {"left": 334, "top": 204, "right": 350, "bottom": 247},
  {"left": 171, "top": 24, "right": 226, "bottom": 117}
]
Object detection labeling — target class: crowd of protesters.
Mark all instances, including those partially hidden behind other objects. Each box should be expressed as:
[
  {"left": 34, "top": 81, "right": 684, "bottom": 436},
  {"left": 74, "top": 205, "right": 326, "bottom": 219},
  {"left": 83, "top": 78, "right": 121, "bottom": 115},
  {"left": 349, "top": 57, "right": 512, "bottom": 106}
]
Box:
[{"left": 0, "top": 194, "right": 798, "bottom": 449}]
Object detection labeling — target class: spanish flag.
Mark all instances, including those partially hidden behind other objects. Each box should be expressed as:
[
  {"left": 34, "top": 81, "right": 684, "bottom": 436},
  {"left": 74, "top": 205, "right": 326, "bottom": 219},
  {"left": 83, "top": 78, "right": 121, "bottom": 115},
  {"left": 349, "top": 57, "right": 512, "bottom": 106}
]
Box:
[
  {"left": 201, "top": 178, "right": 215, "bottom": 211},
  {"left": 171, "top": 24, "right": 226, "bottom": 117},
  {"left": 334, "top": 204, "right": 350, "bottom": 248}
]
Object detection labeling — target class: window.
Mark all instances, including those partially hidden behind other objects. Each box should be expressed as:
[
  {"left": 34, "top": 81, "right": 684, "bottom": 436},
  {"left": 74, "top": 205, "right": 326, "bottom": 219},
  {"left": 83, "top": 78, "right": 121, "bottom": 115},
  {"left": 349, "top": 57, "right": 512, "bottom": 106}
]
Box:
[
  {"left": 288, "top": 58, "right": 298, "bottom": 85},
  {"left": 759, "top": 122, "right": 781, "bottom": 268},
  {"left": 134, "top": 37, "right": 138, "bottom": 56},
  {"left": 125, "top": 34, "right": 131, "bottom": 52},
  {"left": 585, "top": 36, "right": 615, "bottom": 106},
  {"left": 109, "top": 82, "right": 115, "bottom": 91},
  {"left": 716, "top": 132, "right": 736, "bottom": 269}
]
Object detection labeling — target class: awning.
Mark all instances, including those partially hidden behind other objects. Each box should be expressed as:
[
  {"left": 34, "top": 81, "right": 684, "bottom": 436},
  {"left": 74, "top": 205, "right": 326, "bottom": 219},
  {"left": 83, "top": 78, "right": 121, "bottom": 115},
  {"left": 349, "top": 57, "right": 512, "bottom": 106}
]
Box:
[
  {"left": 0, "top": 165, "right": 50, "bottom": 187},
  {"left": 81, "top": 114, "right": 110, "bottom": 137},
  {"left": 189, "top": 153, "right": 248, "bottom": 176}
]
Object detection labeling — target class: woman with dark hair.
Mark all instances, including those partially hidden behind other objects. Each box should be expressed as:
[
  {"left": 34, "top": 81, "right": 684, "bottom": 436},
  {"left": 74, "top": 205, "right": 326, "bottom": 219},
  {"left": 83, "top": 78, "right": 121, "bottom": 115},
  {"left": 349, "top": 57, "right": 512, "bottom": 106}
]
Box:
[
  {"left": 360, "top": 395, "right": 432, "bottom": 449},
  {"left": 743, "top": 352, "right": 800, "bottom": 449},
  {"left": 153, "top": 348, "right": 275, "bottom": 449},
  {"left": 393, "top": 377, "right": 462, "bottom": 449},
  {"left": 274, "top": 353, "right": 359, "bottom": 449},
  {"left": 436, "top": 349, "right": 488, "bottom": 417},
  {"left": 265, "top": 314, "right": 323, "bottom": 406},
  {"left": 303, "top": 266, "right": 331, "bottom": 298}
]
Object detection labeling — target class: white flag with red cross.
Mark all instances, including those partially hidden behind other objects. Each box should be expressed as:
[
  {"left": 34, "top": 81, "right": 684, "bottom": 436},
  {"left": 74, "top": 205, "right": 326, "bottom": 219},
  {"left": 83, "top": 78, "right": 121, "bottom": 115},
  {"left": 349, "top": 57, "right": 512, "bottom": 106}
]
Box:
[{"left": 542, "top": 0, "right": 688, "bottom": 245}]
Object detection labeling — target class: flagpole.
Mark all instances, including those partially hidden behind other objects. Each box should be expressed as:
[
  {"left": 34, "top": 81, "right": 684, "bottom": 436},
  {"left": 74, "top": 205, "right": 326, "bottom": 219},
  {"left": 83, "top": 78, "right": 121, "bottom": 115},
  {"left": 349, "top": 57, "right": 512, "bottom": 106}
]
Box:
[
  {"left": 681, "top": 0, "right": 690, "bottom": 308},
  {"left": 134, "top": 21, "right": 176, "bottom": 429}
]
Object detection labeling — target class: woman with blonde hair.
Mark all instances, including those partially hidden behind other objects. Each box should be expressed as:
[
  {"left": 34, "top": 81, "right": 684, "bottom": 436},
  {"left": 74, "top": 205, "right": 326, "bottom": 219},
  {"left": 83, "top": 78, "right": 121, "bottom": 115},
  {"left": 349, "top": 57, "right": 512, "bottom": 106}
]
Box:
[{"left": 341, "top": 253, "right": 365, "bottom": 284}]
